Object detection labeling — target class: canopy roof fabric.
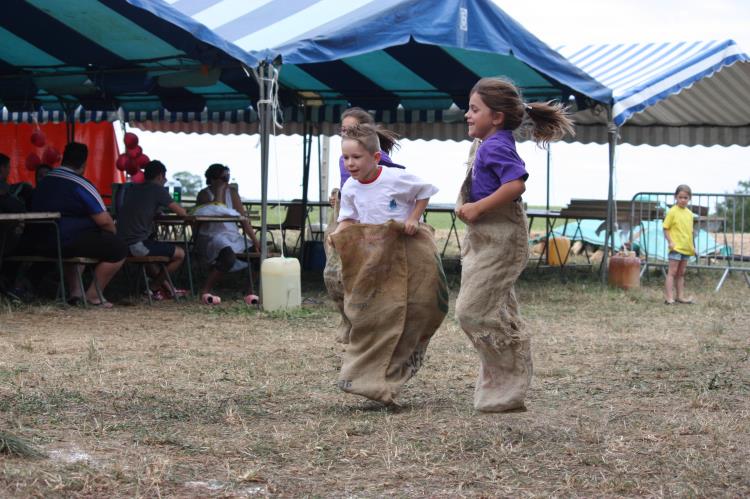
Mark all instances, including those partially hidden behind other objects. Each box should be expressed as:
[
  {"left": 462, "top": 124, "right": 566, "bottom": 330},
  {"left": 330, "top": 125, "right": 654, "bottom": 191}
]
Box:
[
  {"left": 558, "top": 40, "right": 750, "bottom": 146},
  {"left": 166, "top": 0, "right": 610, "bottom": 110},
  {"left": 0, "top": 0, "right": 260, "bottom": 114}
]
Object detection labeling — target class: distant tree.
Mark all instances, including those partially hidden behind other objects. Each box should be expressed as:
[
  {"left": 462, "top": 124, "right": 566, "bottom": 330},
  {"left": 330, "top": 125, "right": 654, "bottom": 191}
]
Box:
[
  {"left": 715, "top": 179, "right": 750, "bottom": 232},
  {"left": 171, "top": 171, "right": 202, "bottom": 197}
]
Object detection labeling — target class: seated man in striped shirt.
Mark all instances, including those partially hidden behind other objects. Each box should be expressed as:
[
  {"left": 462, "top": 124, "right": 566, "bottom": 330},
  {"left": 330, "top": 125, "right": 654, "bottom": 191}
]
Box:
[{"left": 32, "top": 142, "right": 127, "bottom": 307}]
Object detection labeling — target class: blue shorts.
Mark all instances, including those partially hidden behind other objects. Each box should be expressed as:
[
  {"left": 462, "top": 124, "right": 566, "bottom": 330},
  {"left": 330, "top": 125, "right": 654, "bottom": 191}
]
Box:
[
  {"left": 668, "top": 251, "right": 691, "bottom": 261},
  {"left": 128, "top": 239, "right": 176, "bottom": 258}
]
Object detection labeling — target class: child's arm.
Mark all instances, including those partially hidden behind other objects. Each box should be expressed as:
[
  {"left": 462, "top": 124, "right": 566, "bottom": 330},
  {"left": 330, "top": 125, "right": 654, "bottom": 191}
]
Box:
[
  {"left": 457, "top": 179, "right": 525, "bottom": 224},
  {"left": 663, "top": 229, "right": 675, "bottom": 251},
  {"left": 404, "top": 198, "right": 429, "bottom": 235}
]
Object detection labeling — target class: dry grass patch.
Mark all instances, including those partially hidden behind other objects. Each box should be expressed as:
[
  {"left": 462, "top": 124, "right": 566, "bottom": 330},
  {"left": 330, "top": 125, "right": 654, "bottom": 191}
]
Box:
[{"left": 1, "top": 271, "right": 748, "bottom": 497}]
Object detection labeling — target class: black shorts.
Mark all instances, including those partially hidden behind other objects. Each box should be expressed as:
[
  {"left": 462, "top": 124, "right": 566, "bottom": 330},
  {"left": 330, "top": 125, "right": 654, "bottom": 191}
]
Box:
[
  {"left": 128, "top": 239, "right": 176, "bottom": 258},
  {"left": 59, "top": 230, "right": 128, "bottom": 263}
]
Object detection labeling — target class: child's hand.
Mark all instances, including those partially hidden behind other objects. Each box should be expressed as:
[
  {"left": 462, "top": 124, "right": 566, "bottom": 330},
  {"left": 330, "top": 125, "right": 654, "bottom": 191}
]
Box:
[
  {"left": 456, "top": 202, "right": 482, "bottom": 223},
  {"left": 668, "top": 241, "right": 675, "bottom": 251},
  {"left": 404, "top": 219, "right": 419, "bottom": 236}
]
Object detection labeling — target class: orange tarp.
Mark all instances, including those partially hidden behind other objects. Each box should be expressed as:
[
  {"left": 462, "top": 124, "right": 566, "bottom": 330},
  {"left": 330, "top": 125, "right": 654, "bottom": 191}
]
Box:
[{"left": 0, "top": 122, "right": 125, "bottom": 199}]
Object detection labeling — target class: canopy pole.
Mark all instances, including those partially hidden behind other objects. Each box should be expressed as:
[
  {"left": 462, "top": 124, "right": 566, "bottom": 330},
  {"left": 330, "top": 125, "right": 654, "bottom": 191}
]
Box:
[
  {"left": 317, "top": 134, "right": 330, "bottom": 233},
  {"left": 300, "top": 117, "right": 312, "bottom": 263},
  {"left": 545, "top": 145, "right": 551, "bottom": 212},
  {"left": 545, "top": 144, "right": 552, "bottom": 235},
  {"left": 601, "top": 118, "right": 618, "bottom": 284},
  {"left": 257, "top": 62, "right": 273, "bottom": 267}
]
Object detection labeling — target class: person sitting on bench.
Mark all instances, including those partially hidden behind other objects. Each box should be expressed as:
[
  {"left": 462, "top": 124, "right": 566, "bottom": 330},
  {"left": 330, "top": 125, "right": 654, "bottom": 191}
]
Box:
[
  {"left": 32, "top": 142, "right": 127, "bottom": 307},
  {"left": 117, "top": 160, "right": 188, "bottom": 300}
]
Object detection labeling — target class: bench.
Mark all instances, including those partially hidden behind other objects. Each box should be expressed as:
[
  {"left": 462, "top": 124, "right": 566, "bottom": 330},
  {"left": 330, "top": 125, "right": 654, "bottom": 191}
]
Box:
[
  {"left": 5, "top": 255, "right": 102, "bottom": 307},
  {"left": 125, "top": 255, "right": 182, "bottom": 305}
]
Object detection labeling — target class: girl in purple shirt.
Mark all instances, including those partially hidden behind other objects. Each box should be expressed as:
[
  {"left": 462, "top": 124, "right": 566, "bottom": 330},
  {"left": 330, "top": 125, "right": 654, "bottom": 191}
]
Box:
[{"left": 455, "top": 78, "right": 574, "bottom": 413}]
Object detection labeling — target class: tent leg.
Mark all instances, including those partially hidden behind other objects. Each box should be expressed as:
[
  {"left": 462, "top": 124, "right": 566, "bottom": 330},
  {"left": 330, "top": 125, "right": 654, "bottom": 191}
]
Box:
[
  {"left": 255, "top": 62, "right": 275, "bottom": 302},
  {"left": 715, "top": 268, "right": 730, "bottom": 292},
  {"left": 601, "top": 120, "right": 618, "bottom": 284}
]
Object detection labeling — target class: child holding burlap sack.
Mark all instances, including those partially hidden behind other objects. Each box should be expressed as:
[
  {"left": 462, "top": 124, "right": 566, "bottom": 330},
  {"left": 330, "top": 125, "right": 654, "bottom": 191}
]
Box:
[
  {"left": 329, "top": 124, "right": 446, "bottom": 405},
  {"left": 456, "top": 78, "right": 574, "bottom": 412}
]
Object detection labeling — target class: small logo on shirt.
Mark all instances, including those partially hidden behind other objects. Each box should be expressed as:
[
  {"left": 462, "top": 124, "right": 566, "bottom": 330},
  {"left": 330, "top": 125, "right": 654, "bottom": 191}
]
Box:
[{"left": 389, "top": 199, "right": 398, "bottom": 210}]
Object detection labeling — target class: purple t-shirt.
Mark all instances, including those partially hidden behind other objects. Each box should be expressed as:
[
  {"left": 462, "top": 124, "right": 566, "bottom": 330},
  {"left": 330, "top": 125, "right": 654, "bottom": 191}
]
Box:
[
  {"left": 339, "top": 150, "right": 392, "bottom": 187},
  {"left": 470, "top": 130, "right": 528, "bottom": 202}
]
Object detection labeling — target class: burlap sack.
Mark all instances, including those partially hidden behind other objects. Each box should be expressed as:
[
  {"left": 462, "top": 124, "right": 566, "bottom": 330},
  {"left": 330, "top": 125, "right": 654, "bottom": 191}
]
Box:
[
  {"left": 454, "top": 141, "right": 533, "bottom": 412},
  {"left": 331, "top": 221, "right": 448, "bottom": 404},
  {"left": 323, "top": 189, "right": 351, "bottom": 344}
]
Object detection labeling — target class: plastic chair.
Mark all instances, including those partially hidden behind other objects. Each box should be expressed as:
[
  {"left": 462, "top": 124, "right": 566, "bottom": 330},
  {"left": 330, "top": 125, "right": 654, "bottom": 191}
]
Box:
[{"left": 280, "top": 200, "right": 311, "bottom": 255}]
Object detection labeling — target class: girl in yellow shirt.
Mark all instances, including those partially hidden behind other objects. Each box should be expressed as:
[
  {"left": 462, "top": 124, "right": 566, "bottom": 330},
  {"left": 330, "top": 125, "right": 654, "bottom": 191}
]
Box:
[{"left": 662, "top": 184, "right": 695, "bottom": 304}]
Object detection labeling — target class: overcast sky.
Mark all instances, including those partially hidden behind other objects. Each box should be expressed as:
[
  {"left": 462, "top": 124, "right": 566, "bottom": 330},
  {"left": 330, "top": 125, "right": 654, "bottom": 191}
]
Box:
[{"left": 126, "top": 0, "right": 750, "bottom": 207}]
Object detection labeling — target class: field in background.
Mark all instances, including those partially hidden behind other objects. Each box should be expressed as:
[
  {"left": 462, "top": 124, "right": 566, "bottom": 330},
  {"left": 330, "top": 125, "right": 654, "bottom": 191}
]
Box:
[{"left": 1, "top": 272, "right": 748, "bottom": 497}]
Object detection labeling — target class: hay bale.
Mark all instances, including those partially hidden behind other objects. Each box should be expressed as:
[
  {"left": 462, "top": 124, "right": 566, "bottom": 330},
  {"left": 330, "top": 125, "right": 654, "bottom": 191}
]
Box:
[
  {"left": 589, "top": 249, "right": 613, "bottom": 266},
  {"left": 531, "top": 240, "right": 546, "bottom": 256}
]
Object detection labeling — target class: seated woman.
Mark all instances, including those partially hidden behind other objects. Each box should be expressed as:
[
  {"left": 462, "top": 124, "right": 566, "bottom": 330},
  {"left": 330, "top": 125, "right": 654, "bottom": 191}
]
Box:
[{"left": 195, "top": 163, "right": 260, "bottom": 304}]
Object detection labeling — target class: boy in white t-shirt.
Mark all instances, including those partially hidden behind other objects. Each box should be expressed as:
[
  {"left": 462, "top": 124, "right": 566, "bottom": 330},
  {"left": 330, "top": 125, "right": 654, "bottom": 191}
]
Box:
[{"left": 335, "top": 124, "right": 438, "bottom": 234}]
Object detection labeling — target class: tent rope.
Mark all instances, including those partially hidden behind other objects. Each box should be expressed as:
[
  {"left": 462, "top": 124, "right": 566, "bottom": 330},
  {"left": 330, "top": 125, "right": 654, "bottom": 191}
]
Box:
[{"left": 250, "top": 63, "right": 285, "bottom": 257}]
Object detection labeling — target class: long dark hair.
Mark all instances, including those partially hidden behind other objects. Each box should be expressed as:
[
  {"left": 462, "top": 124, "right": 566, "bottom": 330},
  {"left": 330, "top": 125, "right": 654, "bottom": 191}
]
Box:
[
  {"left": 341, "top": 107, "right": 400, "bottom": 154},
  {"left": 470, "top": 78, "right": 575, "bottom": 147}
]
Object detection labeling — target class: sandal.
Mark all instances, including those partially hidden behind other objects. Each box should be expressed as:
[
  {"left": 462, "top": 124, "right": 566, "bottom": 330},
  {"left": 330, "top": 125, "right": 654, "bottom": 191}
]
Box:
[
  {"left": 664, "top": 300, "right": 675, "bottom": 305},
  {"left": 676, "top": 298, "right": 695, "bottom": 304},
  {"left": 201, "top": 293, "right": 221, "bottom": 305}
]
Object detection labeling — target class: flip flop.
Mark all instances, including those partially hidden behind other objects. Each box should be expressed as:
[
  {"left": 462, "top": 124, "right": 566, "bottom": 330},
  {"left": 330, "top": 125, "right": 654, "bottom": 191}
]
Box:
[
  {"left": 675, "top": 298, "right": 695, "bottom": 304},
  {"left": 88, "top": 299, "right": 113, "bottom": 308},
  {"left": 664, "top": 300, "right": 675, "bottom": 305},
  {"left": 66, "top": 296, "right": 84, "bottom": 306},
  {"left": 201, "top": 293, "right": 221, "bottom": 305}
]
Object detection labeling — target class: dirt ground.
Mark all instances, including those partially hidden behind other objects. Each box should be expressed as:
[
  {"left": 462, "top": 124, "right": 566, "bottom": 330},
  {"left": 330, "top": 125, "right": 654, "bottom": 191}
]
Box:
[{"left": 1, "top": 269, "right": 748, "bottom": 498}]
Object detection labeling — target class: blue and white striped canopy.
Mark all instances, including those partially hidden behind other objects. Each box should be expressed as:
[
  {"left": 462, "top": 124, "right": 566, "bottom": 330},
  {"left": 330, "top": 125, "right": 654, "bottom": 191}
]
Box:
[
  {"left": 0, "top": 0, "right": 260, "bottom": 114},
  {"left": 165, "top": 0, "right": 610, "bottom": 110},
  {"left": 557, "top": 40, "right": 750, "bottom": 145}
]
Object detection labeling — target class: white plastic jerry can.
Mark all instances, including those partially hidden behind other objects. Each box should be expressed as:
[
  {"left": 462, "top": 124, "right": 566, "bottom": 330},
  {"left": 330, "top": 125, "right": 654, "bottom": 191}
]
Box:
[{"left": 261, "top": 257, "right": 302, "bottom": 311}]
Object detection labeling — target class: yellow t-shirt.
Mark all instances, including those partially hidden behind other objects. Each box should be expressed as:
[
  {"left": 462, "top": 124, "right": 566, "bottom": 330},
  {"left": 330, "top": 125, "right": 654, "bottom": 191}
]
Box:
[{"left": 663, "top": 205, "right": 695, "bottom": 256}]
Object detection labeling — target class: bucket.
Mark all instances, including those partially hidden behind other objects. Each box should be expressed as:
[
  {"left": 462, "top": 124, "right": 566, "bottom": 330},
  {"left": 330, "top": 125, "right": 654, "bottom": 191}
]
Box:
[
  {"left": 546, "top": 236, "right": 571, "bottom": 266},
  {"left": 302, "top": 240, "right": 327, "bottom": 271},
  {"left": 608, "top": 253, "right": 641, "bottom": 290},
  {"left": 261, "top": 257, "right": 302, "bottom": 311}
]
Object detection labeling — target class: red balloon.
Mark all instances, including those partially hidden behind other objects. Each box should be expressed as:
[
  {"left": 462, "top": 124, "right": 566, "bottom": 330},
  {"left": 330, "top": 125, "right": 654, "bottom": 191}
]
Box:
[
  {"left": 31, "top": 130, "right": 46, "bottom": 148},
  {"left": 127, "top": 145, "right": 142, "bottom": 159},
  {"left": 42, "top": 146, "right": 61, "bottom": 166},
  {"left": 124, "top": 132, "right": 139, "bottom": 149},
  {"left": 25, "top": 153, "right": 41, "bottom": 171},
  {"left": 135, "top": 153, "right": 150, "bottom": 168},
  {"left": 125, "top": 161, "right": 140, "bottom": 176},
  {"left": 115, "top": 154, "right": 129, "bottom": 171},
  {"left": 130, "top": 170, "right": 145, "bottom": 184}
]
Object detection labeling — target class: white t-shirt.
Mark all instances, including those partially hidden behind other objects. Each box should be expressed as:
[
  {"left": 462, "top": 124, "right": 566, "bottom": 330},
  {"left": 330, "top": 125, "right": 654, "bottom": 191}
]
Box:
[{"left": 338, "top": 166, "right": 439, "bottom": 224}]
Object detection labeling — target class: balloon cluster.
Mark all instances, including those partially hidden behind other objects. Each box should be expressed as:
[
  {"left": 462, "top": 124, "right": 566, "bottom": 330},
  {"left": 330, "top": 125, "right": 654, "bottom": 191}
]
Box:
[
  {"left": 25, "top": 129, "right": 62, "bottom": 171},
  {"left": 115, "top": 132, "right": 149, "bottom": 183}
]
